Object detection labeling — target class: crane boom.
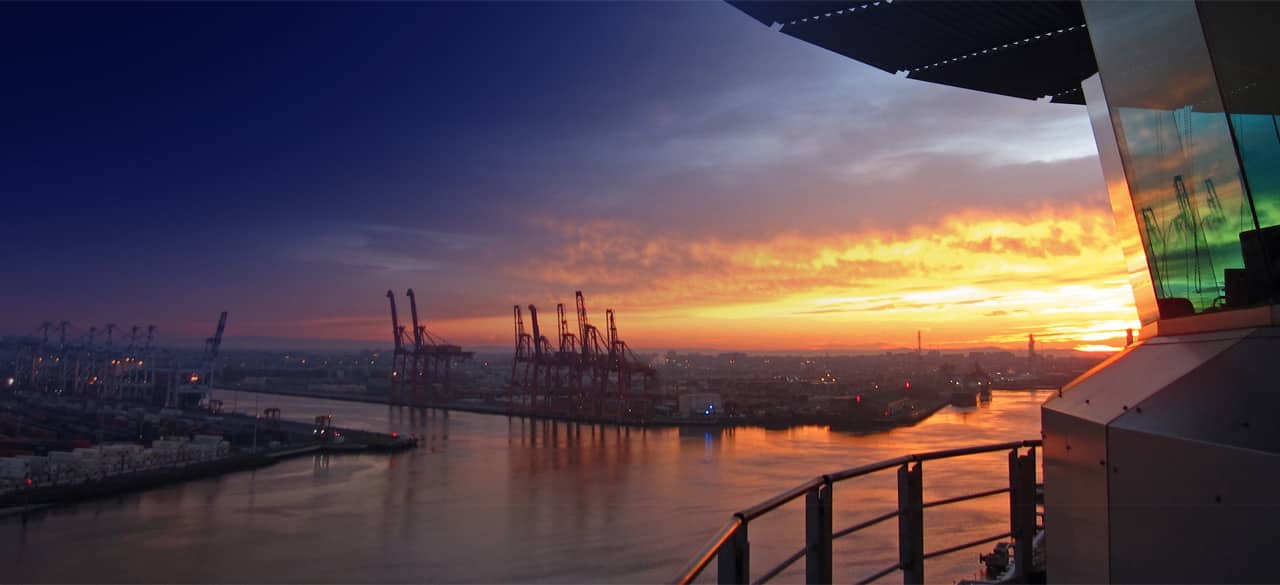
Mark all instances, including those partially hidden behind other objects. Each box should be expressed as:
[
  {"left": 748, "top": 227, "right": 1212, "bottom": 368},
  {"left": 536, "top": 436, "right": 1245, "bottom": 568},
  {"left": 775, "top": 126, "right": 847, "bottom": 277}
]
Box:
[
  {"left": 513, "top": 304, "right": 525, "bottom": 343},
  {"left": 208, "top": 312, "right": 227, "bottom": 360},
  {"left": 386, "top": 290, "right": 403, "bottom": 351},
  {"left": 528, "top": 305, "right": 544, "bottom": 359},
  {"left": 576, "top": 291, "right": 599, "bottom": 360},
  {"left": 406, "top": 288, "right": 424, "bottom": 349},
  {"left": 557, "top": 303, "right": 576, "bottom": 353},
  {"left": 606, "top": 309, "right": 618, "bottom": 350}
]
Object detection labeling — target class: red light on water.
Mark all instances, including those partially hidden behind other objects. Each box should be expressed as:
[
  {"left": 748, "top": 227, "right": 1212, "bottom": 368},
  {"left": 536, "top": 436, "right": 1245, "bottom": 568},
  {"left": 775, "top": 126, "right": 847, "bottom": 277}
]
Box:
[
  {"left": 856, "top": 395, "right": 862, "bottom": 403},
  {"left": 25, "top": 478, "right": 33, "bottom": 486},
  {"left": 904, "top": 381, "right": 911, "bottom": 389},
  {"left": 392, "top": 432, "right": 399, "bottom": 439}
]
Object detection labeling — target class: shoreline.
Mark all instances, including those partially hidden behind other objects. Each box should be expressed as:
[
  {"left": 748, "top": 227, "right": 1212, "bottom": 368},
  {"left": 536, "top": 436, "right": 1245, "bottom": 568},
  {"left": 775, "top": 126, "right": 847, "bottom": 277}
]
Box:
[
  {"left": 0, "top": 405, "right": 416, "bottom": 512},
  {"left": 0, "top": 387, "right": 965, "bottom": 513}
]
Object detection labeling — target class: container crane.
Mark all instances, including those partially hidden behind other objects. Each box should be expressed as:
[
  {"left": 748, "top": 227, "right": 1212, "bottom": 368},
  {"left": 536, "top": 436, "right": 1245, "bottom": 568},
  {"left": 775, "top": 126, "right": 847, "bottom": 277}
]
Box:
[
  {"left": 1140, "top": 206, "right": 1169, "bottom": 298},
  {"left": 382, "top": 289, "right": 472, "bottom": 407},
  {"left": 505, "top": 291, "right": 656, "bottom": 420},
  {"left": 1172, "top": 175, "right": 1219, "bottom": 300},
  {"left": 527, "top": 304, "right": 557, "bottom": 411},
  {"left": 168, "top": 312, "right": 227, "bottom": 409},
  {"left": 510, "top": 305, "right": 534, "bottom": 410},
  {"left": 554, "top": 302, "right": 581, "bottom": 409},
  {"left": 386, "top": 290, "right": 410, "bottom": 406},
  {"left": 601, "top": 308, "right": 656, "bottom": 421},
  {"left": 406, "top": 288, "right": 426, "bottom": 406},
  {"left": 575, "top": 291, "right": 608, "bottom": 416},
  {"left": 1203, "top": 177, "right": 1226, "bottom": 228}
]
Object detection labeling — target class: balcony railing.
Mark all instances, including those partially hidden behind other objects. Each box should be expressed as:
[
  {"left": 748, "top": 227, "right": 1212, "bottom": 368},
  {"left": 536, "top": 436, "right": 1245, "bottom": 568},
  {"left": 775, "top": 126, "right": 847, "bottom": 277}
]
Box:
[{"left": 673, "top": 440, "right": 1041, "bottom": 585}]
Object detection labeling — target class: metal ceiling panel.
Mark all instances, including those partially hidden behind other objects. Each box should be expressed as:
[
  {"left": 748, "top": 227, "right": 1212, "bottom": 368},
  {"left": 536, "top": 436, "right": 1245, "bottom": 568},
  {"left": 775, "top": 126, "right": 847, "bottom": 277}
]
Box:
[
  {"left": 730, "top": 0, "right": 1097, "bottom": 103},
  {"left": 729, "top": 0, "right": 857, "bottom": 27},
  {"left": 907, "top": 25, "right": 1095, "bottom": 100}
]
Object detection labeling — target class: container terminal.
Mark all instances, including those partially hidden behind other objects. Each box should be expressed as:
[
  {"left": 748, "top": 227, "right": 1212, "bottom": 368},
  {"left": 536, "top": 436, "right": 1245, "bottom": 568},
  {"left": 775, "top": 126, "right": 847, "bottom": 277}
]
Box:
[
  {"left": 269, "top": 289, "right": 1095, "bottom": 430},
  {"left": 195, "top": 289, "right": 1098, "bottom": 431},
  {"left": 0, "top": 312, "right": 412, "bottom": 510},
  {"left": 0, "top": 294, "right": 1101, "bottom": 508},
  {"left": 376, "top": 286, "right": 1090, "bottom": 427}
]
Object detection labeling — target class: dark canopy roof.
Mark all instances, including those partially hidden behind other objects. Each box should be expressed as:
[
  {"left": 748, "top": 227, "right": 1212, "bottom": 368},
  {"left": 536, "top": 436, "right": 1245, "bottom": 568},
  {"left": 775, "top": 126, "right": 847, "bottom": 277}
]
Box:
[{"left": 730, "top": 0, "right": 1096, "bottom": 104}]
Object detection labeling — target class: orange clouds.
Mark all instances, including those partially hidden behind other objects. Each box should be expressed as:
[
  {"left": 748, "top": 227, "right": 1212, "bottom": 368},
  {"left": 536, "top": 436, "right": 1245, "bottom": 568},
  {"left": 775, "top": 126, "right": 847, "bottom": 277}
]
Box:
[{"left": 468, "top": 206, "right": 1140, "bottom": 352}]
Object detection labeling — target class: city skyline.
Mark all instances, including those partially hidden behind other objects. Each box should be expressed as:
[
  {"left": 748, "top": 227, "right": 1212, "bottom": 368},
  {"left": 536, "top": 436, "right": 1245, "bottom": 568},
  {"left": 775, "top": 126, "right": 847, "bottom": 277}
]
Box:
[{"left": 3, "top": 2, "right": 1139, "bottom": 353}]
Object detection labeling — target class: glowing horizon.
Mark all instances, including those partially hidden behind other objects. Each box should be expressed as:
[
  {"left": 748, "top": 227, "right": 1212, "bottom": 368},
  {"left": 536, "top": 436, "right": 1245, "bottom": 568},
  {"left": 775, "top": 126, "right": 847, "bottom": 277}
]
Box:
[{"left": 236, "top": 205, "right": 1142, "bottom": 354}]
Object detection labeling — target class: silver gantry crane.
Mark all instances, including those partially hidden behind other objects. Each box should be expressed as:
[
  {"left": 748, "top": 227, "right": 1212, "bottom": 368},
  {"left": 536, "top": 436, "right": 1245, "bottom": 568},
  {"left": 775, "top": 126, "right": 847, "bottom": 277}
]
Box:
[{"left": 168, "top": 312, "right": 227, "bottom": 409}]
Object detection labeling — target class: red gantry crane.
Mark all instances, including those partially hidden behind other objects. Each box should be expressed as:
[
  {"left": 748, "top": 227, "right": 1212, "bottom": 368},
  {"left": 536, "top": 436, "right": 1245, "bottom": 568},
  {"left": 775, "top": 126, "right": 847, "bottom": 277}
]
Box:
[
  {"left": 387, "top": 289, "right": 472, "bottom": 407},
  {"left": 507, "top": 290, "right": 657, "bottom": 421},
  {"left": 602, "top": 309, "right": 656, "bottom": 420},
  {"left": 510, "top": 304, "right": 534, "bottom": 411},
  {"left": 548, "top": 302, "right": 581, "bottom": 415},
  {"left": 407, "top": 288, "right": 470, "bottom": 405},
  {"left": 386, "top": 290, "right": 411, "bottom": 406}
]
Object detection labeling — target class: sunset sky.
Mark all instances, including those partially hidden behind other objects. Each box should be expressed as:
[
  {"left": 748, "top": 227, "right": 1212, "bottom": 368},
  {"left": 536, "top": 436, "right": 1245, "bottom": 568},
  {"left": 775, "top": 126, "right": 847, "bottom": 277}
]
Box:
[{"left": 2, "top": 2, "right": 1140, "bottom": 353}]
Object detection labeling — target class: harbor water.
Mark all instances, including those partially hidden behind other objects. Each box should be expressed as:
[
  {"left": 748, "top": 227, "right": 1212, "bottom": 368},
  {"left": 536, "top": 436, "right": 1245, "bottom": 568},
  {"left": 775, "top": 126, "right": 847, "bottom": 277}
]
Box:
[{"left": 0, "top": 389, "right": 1052, "bottom": 583}]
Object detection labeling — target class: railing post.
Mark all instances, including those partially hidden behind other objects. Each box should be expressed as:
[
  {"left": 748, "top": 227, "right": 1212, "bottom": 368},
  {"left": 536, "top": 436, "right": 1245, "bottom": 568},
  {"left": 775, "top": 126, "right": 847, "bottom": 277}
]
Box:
[
  {"left": 805, "top": 481, "right": 833, "bottom": 584},
  {"left": 718, "top": 518, "right": 749, "bottom": 585},
  {"left": 1009, "top": 447, "right": 1037, "bottom": 583},
  {"left": 898, "top": 462, "right": 924, "bottom": 585}
]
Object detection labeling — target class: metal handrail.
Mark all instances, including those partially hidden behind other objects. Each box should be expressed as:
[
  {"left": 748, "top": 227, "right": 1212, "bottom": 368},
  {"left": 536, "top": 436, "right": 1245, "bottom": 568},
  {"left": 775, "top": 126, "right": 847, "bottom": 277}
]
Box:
[
  {"left": 832, "top": 509, "right": 897, "bottom": 540},
  {"left": 675, "top": 516, "right": 744, "bottom": 584},
  {"left": 672, "top": 439, "right": 1041, "bottom": 585},
  {"left": 754, "top": 487, "right": 1012, "bottom": 584},
  {"left": 737, "top": 476, "right": 826, "bottom": 521},
  {"left": 923, "top": 531, "right": 1012, "bottom": 560},
  {"left": 923, "top": 486, "right": 1010, "bottom": 509},
  {"left": 854, "top": 562, "right": 902, "bottom": 585},
  {"left": 751, "top": 546, "right": 806, "bottom": 585}
]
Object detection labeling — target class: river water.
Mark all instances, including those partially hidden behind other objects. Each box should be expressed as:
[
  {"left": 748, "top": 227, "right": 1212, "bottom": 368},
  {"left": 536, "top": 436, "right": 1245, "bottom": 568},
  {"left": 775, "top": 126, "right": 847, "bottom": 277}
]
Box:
[{"left": 0, "top": 389, "right": 1052, "bottom": 584}]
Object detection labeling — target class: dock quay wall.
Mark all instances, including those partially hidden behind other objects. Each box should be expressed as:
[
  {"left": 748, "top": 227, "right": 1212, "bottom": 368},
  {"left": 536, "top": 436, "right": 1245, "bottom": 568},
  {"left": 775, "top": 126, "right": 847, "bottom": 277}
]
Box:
[{"left": 0, "top": 433, "right": 414, "bottom": 510}]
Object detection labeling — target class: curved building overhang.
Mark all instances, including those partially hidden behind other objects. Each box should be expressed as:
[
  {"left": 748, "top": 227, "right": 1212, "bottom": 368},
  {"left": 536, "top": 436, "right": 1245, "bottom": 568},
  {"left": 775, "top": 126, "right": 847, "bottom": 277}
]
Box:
[{"left": 729, "top": 0, "right": 1097, "bottom": 104}]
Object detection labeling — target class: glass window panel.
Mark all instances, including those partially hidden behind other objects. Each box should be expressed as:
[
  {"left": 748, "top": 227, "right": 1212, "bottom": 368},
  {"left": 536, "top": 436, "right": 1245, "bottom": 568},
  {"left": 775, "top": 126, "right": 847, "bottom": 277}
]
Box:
[
  {"left": 1083, "top": 0, "right": 1255, "bottom": 316},
  {"left": 1084, "top": 74, "right": 1160, "bottom": 326},
  {"left": 1199, "top": 1, "right": 1280, "bottom": 305}
]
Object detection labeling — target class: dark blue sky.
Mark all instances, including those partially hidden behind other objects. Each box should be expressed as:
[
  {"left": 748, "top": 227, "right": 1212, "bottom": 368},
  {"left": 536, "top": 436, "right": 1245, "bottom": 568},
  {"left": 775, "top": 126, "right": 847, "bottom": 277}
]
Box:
[{"left": 2, "top": 1, "right": 1110, "bottom": 350}]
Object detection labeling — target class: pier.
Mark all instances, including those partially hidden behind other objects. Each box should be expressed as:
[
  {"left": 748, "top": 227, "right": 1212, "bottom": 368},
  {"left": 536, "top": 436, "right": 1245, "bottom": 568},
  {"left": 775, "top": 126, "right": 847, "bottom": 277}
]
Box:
[{"left": 0, "top": 393, "right": 413, "bottom": 510}]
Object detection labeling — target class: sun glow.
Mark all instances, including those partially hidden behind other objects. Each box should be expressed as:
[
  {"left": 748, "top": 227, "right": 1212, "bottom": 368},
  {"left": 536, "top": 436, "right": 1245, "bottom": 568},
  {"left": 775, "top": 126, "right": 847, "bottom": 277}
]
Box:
[
  {"left": 261, "top": 207, "right": 1142, "bottom": 353},
  {"left": 459, "top": 206, "right": 1140, "bottom": 352}
]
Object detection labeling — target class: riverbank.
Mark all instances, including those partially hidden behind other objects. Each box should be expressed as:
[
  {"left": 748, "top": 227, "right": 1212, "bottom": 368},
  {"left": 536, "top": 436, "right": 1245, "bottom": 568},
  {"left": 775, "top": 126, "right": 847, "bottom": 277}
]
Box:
[
  {"left": 0, "top": 393, "right": 417, "bottom": 510},
  {"left": 0, "top": 437, "right": 415, "bottom": 510}
]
